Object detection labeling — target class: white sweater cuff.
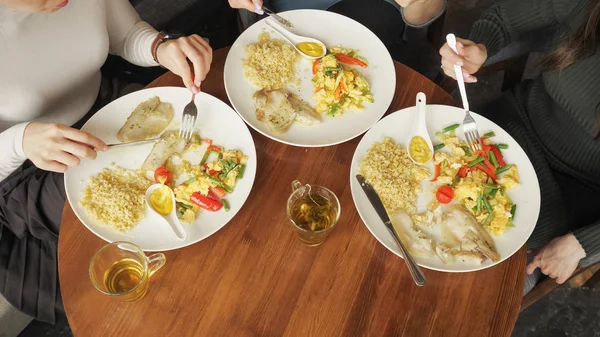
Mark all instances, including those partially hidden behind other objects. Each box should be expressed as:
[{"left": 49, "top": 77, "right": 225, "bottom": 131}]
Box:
[
  {"left": 122, "top": 21, "right": 160, "bottom": 67},
  {"left": 11, "top": 122, "right": 28, "bottom": 159}
]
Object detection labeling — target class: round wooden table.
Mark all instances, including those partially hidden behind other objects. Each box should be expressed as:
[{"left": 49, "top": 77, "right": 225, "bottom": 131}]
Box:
[{"left": 59, "top": 48, "right": 526, "bottom": 337}]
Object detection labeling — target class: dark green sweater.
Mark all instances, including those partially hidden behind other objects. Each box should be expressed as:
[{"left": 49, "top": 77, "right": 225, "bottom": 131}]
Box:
[{"left": 469, "top": 0, "right": 600, "bottom": 266}]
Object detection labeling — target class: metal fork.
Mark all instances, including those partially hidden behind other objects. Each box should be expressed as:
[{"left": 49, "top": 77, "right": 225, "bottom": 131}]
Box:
[
  {"left": 446, "top": 34, "right": 481, "bottom": 152},
  {"left": 179, "top": 94, "right": 197, "bottom": 140}
]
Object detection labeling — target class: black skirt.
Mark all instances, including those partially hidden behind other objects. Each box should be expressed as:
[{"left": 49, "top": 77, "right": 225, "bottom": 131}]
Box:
[{"left": 0, "top": 164, "right": 65, "bottom": 323}]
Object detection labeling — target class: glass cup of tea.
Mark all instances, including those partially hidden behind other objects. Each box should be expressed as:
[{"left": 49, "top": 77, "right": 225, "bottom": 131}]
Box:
[
  {"left": 286, "top": 180, "right": 341, "bottom": 246},
  {"left": 89, "top": 241, "right": 166, "bottom": 302}
]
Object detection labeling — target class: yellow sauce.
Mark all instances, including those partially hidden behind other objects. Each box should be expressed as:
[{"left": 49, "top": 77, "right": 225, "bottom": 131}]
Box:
[
  {"left": 409, "top": 136, "right": 433, "bottom": 165},
  {"left": 148, "top": 185, "right": 173, "bottom": 216},
  {"left": 296, "top": 42, "right": 324, "bottom": 57}
]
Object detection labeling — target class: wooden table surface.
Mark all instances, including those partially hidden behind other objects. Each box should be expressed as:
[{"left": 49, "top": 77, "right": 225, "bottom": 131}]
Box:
[{"left": 58, "top": 47, "right": 526, "bottom": 337}]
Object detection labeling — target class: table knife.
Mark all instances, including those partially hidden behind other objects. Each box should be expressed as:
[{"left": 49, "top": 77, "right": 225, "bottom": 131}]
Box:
[{"left": 356, "top": 174, "right": 426, "bottom": 286}]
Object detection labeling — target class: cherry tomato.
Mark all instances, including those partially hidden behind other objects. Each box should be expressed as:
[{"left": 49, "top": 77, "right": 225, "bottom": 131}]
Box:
[
  {"left": 190, "top": 192, "right": 223, "bottom": 212},
  {"left": 154, "top": 167, "right": 172, "bottom": 185},
  {"left": 436, "top": 185, "right": 454, "bottom": 204},
  {"left": 209, "top": 186, "right": 226, "bottom": 200}
]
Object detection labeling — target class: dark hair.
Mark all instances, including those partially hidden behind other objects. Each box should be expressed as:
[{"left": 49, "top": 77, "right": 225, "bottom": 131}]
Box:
[{"left": 543, "top": 1, "right": 600, "bottom": 71}]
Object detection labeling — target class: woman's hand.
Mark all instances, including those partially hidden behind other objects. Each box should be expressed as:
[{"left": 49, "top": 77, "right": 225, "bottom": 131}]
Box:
[
  {"left": 22, "top": 122, "right": 107, "bottom": 173},
  {"left": 526, "top": 234, "right": 586, "bottom": 284},
  {"left": 229, "top": 0, "right": 262, "bottom": 11},
  {"left": 156, "top": 35, "right": 213, "bottom": 94},
  {"left": 439, "top": 37, "right": 487, "bottom": 83}
]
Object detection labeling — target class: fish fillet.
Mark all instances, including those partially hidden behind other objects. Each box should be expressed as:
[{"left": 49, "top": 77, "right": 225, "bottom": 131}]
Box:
[
  {"left": 253, "top": 89, "right": 321, "bottom": 134},
  {"left": 253, "top": 89, "right": 296, "bottom": 135},
  {"left": 389, "top": 211, "right": 434, "bottom": 258},
  {"left": 438, "top": 205, "right": 500, "bottom": 263},
  {"left": 141, "top": 131, "right": 188, "bottom": 172},
  {"left": 287, "top": 94, "right": 322, "bottom": 125},
  {"left": 117, "top": 96, "right": 174, "bottom": 142}
]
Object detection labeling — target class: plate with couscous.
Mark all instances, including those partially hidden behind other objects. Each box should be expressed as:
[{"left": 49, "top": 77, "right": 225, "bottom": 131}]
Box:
[
  {"left": 224, "top": 9, "right": 395, "bottom": 147},
  {"left": 64, "top": 87, "right": 257, "bottom": 251},
  {"left": 350, "top": 104, "right": 540, "bottom": 272}
]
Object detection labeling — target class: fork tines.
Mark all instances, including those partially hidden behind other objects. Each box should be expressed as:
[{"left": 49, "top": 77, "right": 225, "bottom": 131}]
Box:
[{"left": 179, "top": 114, "right": 196, "bottom": 140}]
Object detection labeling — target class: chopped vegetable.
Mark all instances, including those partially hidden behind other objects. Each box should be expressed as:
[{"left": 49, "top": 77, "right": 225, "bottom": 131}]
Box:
[
  {"left": 483, "top": 131, "right": 496, "bottom": 138},
  {"left": 442, "top": 124, "right": 460, "bottom": 133},
  {"left": 436, "top": 185, "right": 454, "bottom": 204},
  {"left": 207, "top": 145, "right": 222, "bottom": 152},
  {"left": 491, "top": 146, "right": 506, "bottom": 167},
  {"left": 238, "top": 165, "right": 246, "bottom": 179},
  {"left": 154, "top": 167, "right": 172, "bottom": 185},
  {"left": 190, "top": 192, "right": 223, "bottom": 212},
  {"left": 483, "top": 157, "right": 496, "bottom": 173},
  {"left": 510, "top": 204, "right": 517, "bottom": 219},
  {"left": 334, "top": 53, "right": 367, "bottom": 68},
  {"left": 483, "top": 197, "right": 493, "bottom": 214},
  {"left": 209, "top": 186, "right": 226, "bottom": 199},
  {"left": 433, "top": 143, "right": 445, "bottom": 151},
  {"left": 468, "top": 156, "right": 485, "bottom": 167},
  {"left": 222, "top": 199, "right": 230, "bottom": 212},
  {"left": 489, "top": 151, "right": 499, "bottom": 168},
  {"left": 431, "top": 163, "right": 441, "bottom": 182},
  {"left": 208, "top": 176, "right": 233, "bottom": 193},
  {"left": 183, "top": 177, "right": 197, "bottom": 185},
  {"left": 461, "top": 146, "right": 473, "bottom": 156},
  {"left": 495, "top": 164, "right": 513, "bottom": 175},
  {"left": 312, "top": 59, "right": 320, "bottom": 74},
  {"left": 474, "top": 164, "right": 497, "bottom": 181},
  {"left": 497, "top": 143, "right": 509, "bottom": 150}
]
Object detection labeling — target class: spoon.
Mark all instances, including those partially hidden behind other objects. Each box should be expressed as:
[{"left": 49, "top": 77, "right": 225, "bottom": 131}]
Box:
[
  {"left": 145, "top": 184, "right": 187, "bottom": 241},
  {"left": 263, "top": 18, "right": 326, "bottom": 59},
  {"left": 407, "top": 92, "right": 434, "bottom": 166}
]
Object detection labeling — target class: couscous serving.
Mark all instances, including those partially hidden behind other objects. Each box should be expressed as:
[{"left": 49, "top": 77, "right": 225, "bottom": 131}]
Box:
[
  {"left": 243, "top": 32, "right": 300, "bottom": 90},
  {"left": 359, "top": 137, "right": 430, "bottom": 215}
]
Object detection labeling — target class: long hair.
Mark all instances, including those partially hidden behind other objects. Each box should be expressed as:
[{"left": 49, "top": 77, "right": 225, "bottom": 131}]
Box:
[{"left": 543, "top": 1, "right": 600, "bottom": 71}]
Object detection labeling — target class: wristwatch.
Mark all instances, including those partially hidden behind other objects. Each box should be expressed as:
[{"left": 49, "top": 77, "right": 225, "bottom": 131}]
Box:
[{"left": 151, "top": 30, "right": 173, "bottom": 65}]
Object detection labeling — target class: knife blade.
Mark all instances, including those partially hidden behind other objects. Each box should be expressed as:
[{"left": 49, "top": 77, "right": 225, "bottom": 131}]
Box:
[{"left": 356, "top": 174, "right": 426, "bottom": 286}]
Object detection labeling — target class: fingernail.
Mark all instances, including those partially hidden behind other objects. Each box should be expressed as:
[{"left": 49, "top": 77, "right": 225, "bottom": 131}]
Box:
[
  {"left": 192, "top": 86, "right": 200, "bottom": 94},
  {"left": 195, "top": 80, "right": 202, "bottom": 87},
  {"left": 457, "top": 42, "right": 463, "bottom": 48},
  {"left": 254, "top": 1, "right": 264, "bottom": 14}
]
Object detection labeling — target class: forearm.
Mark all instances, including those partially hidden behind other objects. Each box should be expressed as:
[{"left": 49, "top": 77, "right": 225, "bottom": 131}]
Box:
[
  {"left": 0, "top": 123, "right": 29, "bottom": 182},
  {"left": 573, "top": 221, "right": 600, "bottom": 267},
  {"left": 400, "top": 0, "right": 445, "bottom": 28}
]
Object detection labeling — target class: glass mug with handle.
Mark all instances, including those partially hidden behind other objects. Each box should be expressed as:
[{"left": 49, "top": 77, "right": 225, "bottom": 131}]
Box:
[
  {"left": 89, "top": 241, "right": 166, "bottom": 301},
  {"left": 287, "top": 180, "right": 341, "bottom": 246}
]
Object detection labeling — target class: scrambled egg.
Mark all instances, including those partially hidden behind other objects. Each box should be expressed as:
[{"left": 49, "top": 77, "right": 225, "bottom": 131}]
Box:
[
  {"left": 313, "top": 47, "right": 373, "bottom": 116},
  {"left": 173, "top": 149, "right": 248, "bottom": 223},
  {"left": 435, "top": 134, "right": 519, "bottom": 235}
]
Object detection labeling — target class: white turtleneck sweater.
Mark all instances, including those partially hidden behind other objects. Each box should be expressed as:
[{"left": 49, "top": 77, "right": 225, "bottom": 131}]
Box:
[{"left": 0, "top": 0, "right": 160, "bottom": 182}]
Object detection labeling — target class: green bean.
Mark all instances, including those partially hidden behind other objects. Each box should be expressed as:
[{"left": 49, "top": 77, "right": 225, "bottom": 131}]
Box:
[
  {"left": 483, "top": 131, "right": 496, "bottom": 138},
  {"left": 468, "top": 156, "right": 484, "bottom": 167},
  {"left": 495, "top": 165, "right": 513, "bottom": 175},
  {"left": 497, "top": 143, "right": 509, "bottom": 149},
  {"left": 434, "top": 143, "right": 445, "bottom": 151},
  {"left": 442, "top": 124, "right": 460, "bottom": 133}
]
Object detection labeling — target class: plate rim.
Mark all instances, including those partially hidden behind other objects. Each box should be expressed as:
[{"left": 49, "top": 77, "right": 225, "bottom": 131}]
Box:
[
  {"left": 223, "top": 9, "right": 396, "bottom": 148},
  {"left": 64, "top": 87, "right": 258, "bottom": 252},
  {"left": 349, "top": 104, "right": 541, "bottom": 272}
]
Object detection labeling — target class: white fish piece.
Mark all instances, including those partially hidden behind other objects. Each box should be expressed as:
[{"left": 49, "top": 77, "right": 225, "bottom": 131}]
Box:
[
  {"left": 117, "top": 96, "right": 174, "bottom": 142},
  {"left": 287, "top": 94, "right": 322, "bottom": 125},
  {"left": 141, "top": 131, "right": 188, "bottom": 172},
  {"left": 441, "top": 205, "right": 500, "bottom": 263},
  {"left": 389, "top": 211, "right": 435, "bottom": 258},
  {"left": 253, "top": 89, "right": 296, "bottom": 135}
]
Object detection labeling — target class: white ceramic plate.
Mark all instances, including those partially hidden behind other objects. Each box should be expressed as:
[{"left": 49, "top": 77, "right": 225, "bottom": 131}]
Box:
[
  {"left": 350, "top": 104, "right": 541, "bottom": 272},
  {"left": 224, "top": 9, "right": 395, "bottom": 147},
  {"left": 64, "top": 87, "right": 257, "bottom": 251}
]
